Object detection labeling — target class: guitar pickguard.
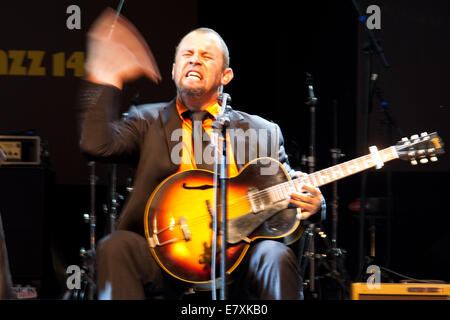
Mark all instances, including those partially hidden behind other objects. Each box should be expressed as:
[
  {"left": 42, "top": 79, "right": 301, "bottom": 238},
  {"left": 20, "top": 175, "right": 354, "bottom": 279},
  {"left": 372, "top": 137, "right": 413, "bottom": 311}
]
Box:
[{"left": 227, "top": 199, "right": 290, "bottom": 244}]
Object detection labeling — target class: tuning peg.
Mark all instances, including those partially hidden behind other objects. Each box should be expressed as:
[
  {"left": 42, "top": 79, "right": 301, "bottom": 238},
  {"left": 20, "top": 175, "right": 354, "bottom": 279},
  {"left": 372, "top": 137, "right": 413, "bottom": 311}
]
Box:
[
  {"left": 410, "top": 134, "right": 419, "bottom": 140},
  {"left": 401, "top": 137, "right": 409, "bottom": 142},
  {"left": 430, "top": 156, "right": 438, "bottom": 162},
  {"left": 410, "top": 159, "right": 418, "bottom": 165},
  {"left": 420, "top": 158, "right": 429, "bottom": 164},
  {"left": 420, "top": 132, "right": 428, "bottom": 137}
]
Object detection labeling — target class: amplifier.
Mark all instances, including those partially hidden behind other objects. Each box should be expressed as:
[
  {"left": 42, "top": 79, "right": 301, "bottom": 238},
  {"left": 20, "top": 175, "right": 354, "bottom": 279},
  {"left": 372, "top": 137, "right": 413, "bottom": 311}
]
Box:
[
  {"left": 351, "top": 282, "right": 450, "bottom": 300},
  {"left": 0, "top": 136, "right": 40, "bottom": 165}
]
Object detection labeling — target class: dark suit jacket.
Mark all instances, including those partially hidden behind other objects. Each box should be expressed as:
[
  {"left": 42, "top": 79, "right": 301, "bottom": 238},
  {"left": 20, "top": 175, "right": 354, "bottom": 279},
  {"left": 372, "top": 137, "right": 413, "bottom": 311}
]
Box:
[{"left": 79, "top": 81, "right": 297, "bottom": 236}]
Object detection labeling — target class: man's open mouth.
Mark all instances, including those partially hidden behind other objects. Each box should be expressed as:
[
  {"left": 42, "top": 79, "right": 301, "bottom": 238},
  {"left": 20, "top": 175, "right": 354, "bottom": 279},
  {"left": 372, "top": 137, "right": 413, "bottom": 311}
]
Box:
[{"left": 185, "top": 71, "right": 202, "bottom": 80}]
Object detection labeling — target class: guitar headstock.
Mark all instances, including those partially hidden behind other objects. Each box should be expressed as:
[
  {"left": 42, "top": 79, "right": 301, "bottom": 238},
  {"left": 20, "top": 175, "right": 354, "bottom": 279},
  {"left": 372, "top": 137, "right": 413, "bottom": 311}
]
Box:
[{"left": 395, "top": 132, "right": 445, "bottom": 165}]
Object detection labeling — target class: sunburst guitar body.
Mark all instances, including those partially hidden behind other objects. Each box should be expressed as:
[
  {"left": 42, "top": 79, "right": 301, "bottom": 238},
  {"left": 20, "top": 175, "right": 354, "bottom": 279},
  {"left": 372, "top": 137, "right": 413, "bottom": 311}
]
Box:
[{"left": 144, "top": 158, "right": 301, "bottom": 289}]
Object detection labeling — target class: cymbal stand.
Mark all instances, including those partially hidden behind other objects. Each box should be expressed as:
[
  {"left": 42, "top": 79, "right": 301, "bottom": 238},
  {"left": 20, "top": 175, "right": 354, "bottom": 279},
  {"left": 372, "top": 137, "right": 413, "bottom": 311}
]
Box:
[
  {"left": 103, "top": 112, "right": 131, "bottom": 236},
  {"left": 104, "top": 163, "right": 119, "bottom": 235},
  {"left": 77, "top": 161, "right": 97, "bottom": 300}
]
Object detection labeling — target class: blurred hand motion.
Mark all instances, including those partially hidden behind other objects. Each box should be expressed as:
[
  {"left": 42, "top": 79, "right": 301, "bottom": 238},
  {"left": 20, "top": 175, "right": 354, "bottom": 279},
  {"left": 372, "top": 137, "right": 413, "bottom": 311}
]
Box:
[{"left": 85, "top": 8, "right": 161, "bottom": 88}]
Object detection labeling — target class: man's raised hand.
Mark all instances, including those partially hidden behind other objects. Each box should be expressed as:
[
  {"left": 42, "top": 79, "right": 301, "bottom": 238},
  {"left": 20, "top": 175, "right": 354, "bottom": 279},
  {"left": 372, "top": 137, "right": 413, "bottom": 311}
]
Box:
[{"left": 85, "top": 8, "right": 161, "bottom": 89}]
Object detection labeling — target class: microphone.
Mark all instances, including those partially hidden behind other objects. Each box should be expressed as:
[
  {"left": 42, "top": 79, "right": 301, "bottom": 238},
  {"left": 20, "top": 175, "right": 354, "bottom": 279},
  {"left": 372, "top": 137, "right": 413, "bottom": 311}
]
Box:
[
  {"left": 217, "top": 92, "right": 232, "bottom": 119},
  {"left": 217, "top": 92, "right": 231, "bottom": 106},
  {"left": 305, "top": 72, "right": 318, "bottom": 106}
]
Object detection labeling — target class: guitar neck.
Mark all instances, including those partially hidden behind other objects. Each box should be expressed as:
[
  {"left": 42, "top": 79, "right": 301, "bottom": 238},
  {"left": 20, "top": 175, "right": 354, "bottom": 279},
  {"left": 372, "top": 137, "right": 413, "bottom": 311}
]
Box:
[
  {"left": 268, "top": 146, "right": 399, "bottom": 201},
  {"left": 306, "top": 146, "right": 398, "bottom": 187}
]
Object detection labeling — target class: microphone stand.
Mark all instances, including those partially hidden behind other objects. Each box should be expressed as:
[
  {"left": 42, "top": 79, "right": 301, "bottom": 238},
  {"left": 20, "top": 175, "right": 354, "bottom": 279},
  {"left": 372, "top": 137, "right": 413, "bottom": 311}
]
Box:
[
  {"left": 329, "top": 99, "right": 345, "bottom": 275},
  {"left": 328, "top": 100, "right": 351, "bottom": 299},
  {"left": 212, "top": 92, "right": 231, "bottom": 300},
  {"left": 305, "top": 73, "right": 318, "bottom": 174},
  {"left": 374, "top": 86, "right": 404, "bottom": 270},
  {"left": 301, "top": 72, "right": 319, "bottom": 299},
  {"left": 351, "top": 0, "right": 390, "bottom": 280},
  {"left": 351, "top": 0, "right": 390, "bottom": 69}
]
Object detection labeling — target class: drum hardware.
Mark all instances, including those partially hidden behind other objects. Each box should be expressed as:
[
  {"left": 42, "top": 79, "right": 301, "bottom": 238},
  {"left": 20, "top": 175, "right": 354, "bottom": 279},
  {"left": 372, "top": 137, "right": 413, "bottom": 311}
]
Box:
[
  {"left": 328, "top": 99, "right": 349, "bottom": 294},
  {"left": 126, "top": 176, "right": 134, "bottom": 193},
  {"left": 64, "top": 161, "right": 98, "bottom": 300},
  {"left": 103, "top": 164, "right": 124, "bottom": 235},
  {"left": 299, "top": 94, "right": 350, "bottom": 300},
  {"left": 300, "top": 225, "right": 350, "bottom": 300},
  {"left": 80, "top": 161, "right": 97, "bottom": 299}
]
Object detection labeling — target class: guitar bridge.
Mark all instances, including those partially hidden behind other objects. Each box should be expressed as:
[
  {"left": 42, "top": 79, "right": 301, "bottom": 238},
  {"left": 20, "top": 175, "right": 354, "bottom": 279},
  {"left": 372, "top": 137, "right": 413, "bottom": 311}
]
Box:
[
  {"left": 148, "top": 216, "right": 191, "bottom": 248},
  {"left": 179, "top": 216, "right": 191, "bottom": 241}
]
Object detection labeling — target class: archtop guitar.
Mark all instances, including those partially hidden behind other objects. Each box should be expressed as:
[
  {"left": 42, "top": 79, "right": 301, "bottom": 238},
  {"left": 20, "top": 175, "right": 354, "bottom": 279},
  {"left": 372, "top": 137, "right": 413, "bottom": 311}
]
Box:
[{"left": 144, "top": 132, "right": 444, "bottom": 289}]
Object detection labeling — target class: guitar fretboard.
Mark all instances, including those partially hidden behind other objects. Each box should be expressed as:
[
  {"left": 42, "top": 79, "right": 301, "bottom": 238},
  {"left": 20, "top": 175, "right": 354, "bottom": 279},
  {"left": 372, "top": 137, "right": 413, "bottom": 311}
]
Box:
[{"left": 267, "top": 146, "right": 399, "bottom": 203}]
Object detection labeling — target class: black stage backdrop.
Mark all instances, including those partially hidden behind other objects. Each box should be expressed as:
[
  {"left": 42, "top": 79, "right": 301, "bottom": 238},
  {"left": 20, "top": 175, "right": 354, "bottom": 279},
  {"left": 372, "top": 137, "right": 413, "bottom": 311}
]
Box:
[{"left": 0, "top": 0, "right": 449, "bottom": 298}]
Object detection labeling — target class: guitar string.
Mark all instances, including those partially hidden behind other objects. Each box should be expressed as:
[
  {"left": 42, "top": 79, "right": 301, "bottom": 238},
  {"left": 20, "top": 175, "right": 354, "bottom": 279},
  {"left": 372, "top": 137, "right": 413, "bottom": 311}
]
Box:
[
  {"left": 151, "top": 177, "right": 312, "bottom": 228},
  {"left": 179, "top": 153, "right": 380, "bottom": 225},
  {"left": 177, "top": 156, "right": 384, "bottom": 228},
  {"left": 152, "top": 156, "right": 378, "bottom": 229},
  {"left": 152, "top": 151, "right": 395, "bottom": 229},
  {"left": 155, "top": 160, "right": 369, "bottom": 229}
]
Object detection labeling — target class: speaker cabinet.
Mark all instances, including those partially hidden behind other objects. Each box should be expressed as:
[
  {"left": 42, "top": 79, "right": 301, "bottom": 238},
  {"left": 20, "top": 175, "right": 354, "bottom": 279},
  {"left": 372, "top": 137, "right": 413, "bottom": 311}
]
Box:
[{"left": 0, "top": 166, "right": 51, "bottom": 285}]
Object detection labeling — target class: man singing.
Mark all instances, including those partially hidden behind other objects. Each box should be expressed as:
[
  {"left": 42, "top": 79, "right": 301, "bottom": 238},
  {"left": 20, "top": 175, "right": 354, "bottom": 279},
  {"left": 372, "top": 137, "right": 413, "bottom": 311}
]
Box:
[{"left": 79, "top": 9, "right": 324, "bottom": 300}]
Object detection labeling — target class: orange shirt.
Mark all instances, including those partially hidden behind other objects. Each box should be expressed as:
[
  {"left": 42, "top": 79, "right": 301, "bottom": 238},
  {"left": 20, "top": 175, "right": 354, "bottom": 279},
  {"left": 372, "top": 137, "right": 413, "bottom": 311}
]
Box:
[{"left": 175, "top": 98, "right": 239, "bottom": 177}]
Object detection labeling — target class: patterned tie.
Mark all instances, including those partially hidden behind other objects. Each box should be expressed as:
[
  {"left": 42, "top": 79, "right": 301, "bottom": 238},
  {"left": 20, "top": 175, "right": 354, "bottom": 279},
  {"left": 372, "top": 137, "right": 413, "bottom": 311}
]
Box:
[{"left": 191, "top": 111, "right": 214, "bottom": 170}]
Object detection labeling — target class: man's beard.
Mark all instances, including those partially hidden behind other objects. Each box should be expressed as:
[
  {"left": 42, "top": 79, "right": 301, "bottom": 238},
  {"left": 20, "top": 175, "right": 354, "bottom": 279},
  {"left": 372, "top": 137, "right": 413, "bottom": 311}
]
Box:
[{"left": 177, "top": 84, "right": 206, "bottom": 97}]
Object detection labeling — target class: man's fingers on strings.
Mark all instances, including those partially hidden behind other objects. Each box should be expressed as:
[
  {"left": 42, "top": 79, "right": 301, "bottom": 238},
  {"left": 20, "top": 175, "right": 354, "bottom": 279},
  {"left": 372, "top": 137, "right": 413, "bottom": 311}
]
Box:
[
  {"left": 289, "top": 198, "right": 315, "bottom": 211},
  {"left": 296, "top": 208, "right": 313, "bottom": 220},
  {"left": 295, "top": 171, "right": 308, "bottom": 179},
  {"left": 301, "top": 184, "right": 318, "bottom": 197},
  {"left": 290, "top": 192, "right": 315, "bottom": 204}
]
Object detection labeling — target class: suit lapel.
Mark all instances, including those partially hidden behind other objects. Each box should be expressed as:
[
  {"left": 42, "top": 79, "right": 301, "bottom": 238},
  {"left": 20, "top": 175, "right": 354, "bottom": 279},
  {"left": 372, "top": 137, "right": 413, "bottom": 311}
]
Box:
[
  {"left": 159, "top": 99, "right": 182, "bottom": 170},
  {"left": 227, "top": 110, "right": 252, "bottom": 171}
]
